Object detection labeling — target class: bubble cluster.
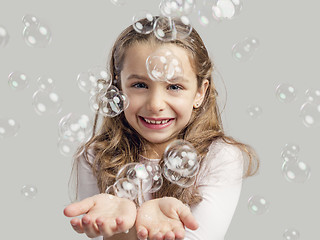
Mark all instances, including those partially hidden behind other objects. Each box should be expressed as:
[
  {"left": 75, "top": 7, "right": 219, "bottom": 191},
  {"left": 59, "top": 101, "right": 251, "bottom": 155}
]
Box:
[
  {"left": 146, "top": 48, "right": 183, "bottom": 82},
  {"left": 276, "top": 83, "right": 297, "bottom": 103},
  {"left": 22, "top": 14, "right": 52, "bottom": 48},
  {"left": 0, "top": 117, "right": 20, "bottom": 138},
  {"left": 232, "top": 37, "right": 259, "bottom": 62},
  {"left": 21, "top": 185, "right": 38, "bottom": 199},
  {"left": 247, "top": 195, "right": 270, "bottom": 215},
  {"left": 283, "top": 228, "right": 300, "bottom": 240},
  {"left": 246, "top": 104, "right": 262, "bottom": 119},
  {"left": 212, "top": 0, "right": 243, "bottom": 21},
  {"left": 299, "top": 88, "right": 320, "bottom": 127},
  {"left": 58, "top": 113, "right": 92, "bottom": 156},
  {"left": 162, "top": 140, "right": 199, "bottom": 187},
  {"left": 8, "top": 71, "right": 30, "bottom": 90},
  {"left": 159, "top": 0, "right": 195, "bottom": 18},
  {"left": 0, "top": 25, "right": 9, "bottom": 47},
  {"left": 132, "top": 10, "right": 155, "bottom": 34}
]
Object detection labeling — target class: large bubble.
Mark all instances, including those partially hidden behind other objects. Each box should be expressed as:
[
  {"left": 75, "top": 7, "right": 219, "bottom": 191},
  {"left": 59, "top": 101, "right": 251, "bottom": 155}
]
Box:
[{"left": 32, "top": 89, "right": 62, "bottom": 116}]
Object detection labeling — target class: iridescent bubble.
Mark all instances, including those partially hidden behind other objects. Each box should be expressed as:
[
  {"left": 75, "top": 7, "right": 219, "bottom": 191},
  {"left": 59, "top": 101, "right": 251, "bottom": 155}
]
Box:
[
  {"left": 22, "top": 14, "right": 40, "bottom": 27},
  {"left": 246, "top": 104, "right": 262, "bottom": 119},
  {"left": 58, "top": 113, "right": 92, "bottom": 143},
  {"left": 32, "top": 89, "right": 62, "bottom": 116},
  {"left": 305, "top": 88, "right": 320, "bottom": 104},
  {"left": 110, "top": 0, "right": 127, "bottom": 6},
  {"left": 8, "top": 71, "right": 29, "bottom": 90},
  {"left": 98, "top": 90, "right": 129, "bottom": 117},
  {"left": 21, "top": 185, "right": 38, "bottom": 199},
  {"left": 88, "top": 66, "right": 111, "bottom": 95},
  {"left": 281, "top": 143, "right": 300, "bottom": 163},
  {"left": 276, "top": 83, "right": 297, "bottom": 103},
  {"left": 37, "top": 75, "right": 55, "bottom": 91},
  {"left": 153, "top": 16, "right": 192, "bottom": 41},
  {"left": 282, "top": 160, "right": 311, "bottom": 183},
  {"left": 146, "top": 48, "right": 184, "bottom": 82},
  {"left": 143, "top": 162, "right": 163, "bottom": 193},
  {"left": 247, "top": 195, "right": 270, "bottom": 215},
  {"left": 132, "top": 11, "right": 155, "bottom": 34},
  {"left": 113, "top": 178, "right": 138, "bottom": 200},
  {"left": 159, "top": 0, "right": 195, "bottom": 17},
  {"left": 23, "top": 22, "right": 52, "bottom": 48},
  {"left": 196, "top": 3, "right": 212, "bottom": 27},
  {"left": 212, "top": 0, "right": 243, "bottom": 21},
  {"left": 283, "top": 228, "right": 300, "bottom": 240},
  {"left": 0, "top": 117, "right": 20, "bottom": 138},
  {"left": 232, "top": 37, "right": 259, "bottom": 62},
  {"left": 299, "top": 102, "right": 320, "bottom": 127},
  {"left": 0, "top": 25, "right": 10, "bottom": 47}
]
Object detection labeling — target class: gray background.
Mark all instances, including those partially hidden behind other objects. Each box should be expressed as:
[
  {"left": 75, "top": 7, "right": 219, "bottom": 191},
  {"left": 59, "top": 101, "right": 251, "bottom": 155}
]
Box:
[{"left": 0, "top": 0, "right": 318, "bottom": 239}]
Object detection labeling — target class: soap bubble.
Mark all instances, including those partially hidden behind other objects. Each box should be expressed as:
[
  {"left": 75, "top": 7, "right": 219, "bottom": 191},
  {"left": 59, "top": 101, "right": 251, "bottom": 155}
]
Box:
[
  {"left": 196, "top": 2, "right": 212, "bottom": 27},
  {"left": 110, "top": 0, "right": 127, "bottom": 6},
  {"left": 57, "top": 138, "right": 79, "bottom": 157},
  {"left": 247, "top": 195, "right": 270, "bottom": 215},
  {"left": 8, "top": 71, "right": 29, "bottom": 90},
  {"left": 132, "top": 11, "right": 155, "bottom": 34},
  {"left": 21, "top": 185, "right": 38, "bottom": 199},
  {"left": 281, "top": 143, "right": 300, "bottom": 163},
  {"left": 153, "top": 16, "right": 192, "bottom": 41},
  {"left": 246, "top": 104, "right": 262, "bottom": 119},
  {"left": 299, "top": 102, "right": 320, "bottom": 127},
  {"left": 282, "top": 160, "right": 311, "bottom": 183},
  {"left": 0, "top": 117, "right": 20, "bottom": 138},
  {"left": 23, "top": 22, "right": 52, "bottom": 48},
  {"left": 22, "top": 14, "right": 39, "bottom": 27},
  {"left": 32, "top": 89, "right": 62, "bottom": 116},
  {"left": 98, "top": 90, "right": 129, "bottom": 117},
  {"left": 305, "top": 88, "right": 320, "bottom": 104},
  {"left": 0, "top": 25, "right": 9, "bottom": 47},
  {"left": 58, "top": 113, "right": 92, "bottom": 144},
  {"left": 37, "top": 75, "right": 55, "bottom": 91},
  {"left": 146, "top": 48, "right": 183, "bottom": 82},
  {"left": 283, "top": 228, "right": 300, "bottom": 240},
  {"left": 159, "top": 0, "right": 195, "bottom": 17},
  {"left": 162, "top": 140, "right": 199, "bottom": 187},
  {"left": 142, "top": 162, "right": 163, "bottom": 193},
  {"left": 77, "top": 72, "right": 94, "bottom": 93},
  {"left": 212, "top": 0, "right": 243, "bottom": 21},
  {"left": 276, "top": 83, "right": 297, "bottom": 103},
  {"left": 112, "top": 178, "right": 139, "bottom": 200},
  {"left": 232, "top": 37, "right": 259, "bottom": 62}
]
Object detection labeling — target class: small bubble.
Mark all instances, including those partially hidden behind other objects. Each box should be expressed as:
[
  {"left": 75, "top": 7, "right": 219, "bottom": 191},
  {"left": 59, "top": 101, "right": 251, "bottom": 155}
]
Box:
[
  {"left": 275, "top": 83, "right": 296, "bottom": 103},
  {"left": 248, "top": 195, "right": 270, "bottom": 215}
]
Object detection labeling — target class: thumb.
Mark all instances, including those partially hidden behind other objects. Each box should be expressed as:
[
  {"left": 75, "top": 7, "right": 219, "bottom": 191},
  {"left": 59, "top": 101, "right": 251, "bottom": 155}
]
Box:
[
  {"left": 177, "top": 204, "right": 199, "bottom": 230},
  {"left": 63, "top": 195, "right": 97, "bottom": 217}
]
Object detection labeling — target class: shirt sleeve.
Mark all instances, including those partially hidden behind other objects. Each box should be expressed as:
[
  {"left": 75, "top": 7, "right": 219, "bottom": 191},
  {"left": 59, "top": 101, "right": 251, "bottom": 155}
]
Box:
[{"left": 184, "top": 142, "right": 244, "bottom": 240}]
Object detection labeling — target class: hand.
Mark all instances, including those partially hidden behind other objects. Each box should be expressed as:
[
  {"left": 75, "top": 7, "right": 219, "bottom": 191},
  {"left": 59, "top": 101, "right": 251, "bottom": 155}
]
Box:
[
  {"left": 63, "top": 193, "right": 137, "bottom": 239},
  {"left": 135, "top": 197, "right": 199, "bottom": 240}
]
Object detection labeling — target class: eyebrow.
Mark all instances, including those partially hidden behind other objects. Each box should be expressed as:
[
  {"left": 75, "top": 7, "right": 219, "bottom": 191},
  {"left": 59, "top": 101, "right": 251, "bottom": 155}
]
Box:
[{"left": 126, "top": 74, "right": 190, "bottom": 83}]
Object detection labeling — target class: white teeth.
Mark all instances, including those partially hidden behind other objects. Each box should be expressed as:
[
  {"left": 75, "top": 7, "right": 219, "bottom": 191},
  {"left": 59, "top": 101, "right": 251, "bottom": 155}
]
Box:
[{"left": 143, "top": 118, "right": 170, "bottom": 124}]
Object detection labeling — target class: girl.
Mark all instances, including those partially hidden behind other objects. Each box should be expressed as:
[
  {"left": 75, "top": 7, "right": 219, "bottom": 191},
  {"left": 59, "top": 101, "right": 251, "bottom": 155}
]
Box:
[{"left": 63, "top": 17, "right": 259, "bottom": 240}]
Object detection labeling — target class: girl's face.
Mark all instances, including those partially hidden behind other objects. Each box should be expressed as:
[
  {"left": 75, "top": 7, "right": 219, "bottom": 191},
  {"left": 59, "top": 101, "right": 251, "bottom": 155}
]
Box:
[{"left": 121, "top": 43, "right": 208, "bottom": 147}]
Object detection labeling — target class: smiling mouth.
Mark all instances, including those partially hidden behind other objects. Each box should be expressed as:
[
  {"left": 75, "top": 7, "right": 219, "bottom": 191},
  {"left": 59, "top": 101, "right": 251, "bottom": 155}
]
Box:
[{"left": 139, "top": 116, "right": 174, "bottom": 125}]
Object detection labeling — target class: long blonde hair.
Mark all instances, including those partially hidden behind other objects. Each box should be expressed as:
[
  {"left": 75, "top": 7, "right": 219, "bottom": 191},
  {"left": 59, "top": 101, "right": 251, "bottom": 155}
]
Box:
[{"left": 69, "top": 17, "right": 259, "bottom": 206}]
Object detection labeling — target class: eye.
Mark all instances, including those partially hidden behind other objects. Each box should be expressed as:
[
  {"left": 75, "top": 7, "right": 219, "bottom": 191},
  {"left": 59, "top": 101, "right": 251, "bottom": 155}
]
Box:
[
  {"left": 132, "top": 82, "right": 148, "bottom": 89},
  {"left": 168, "top": 84, "right": 183, "bottom": 91}
]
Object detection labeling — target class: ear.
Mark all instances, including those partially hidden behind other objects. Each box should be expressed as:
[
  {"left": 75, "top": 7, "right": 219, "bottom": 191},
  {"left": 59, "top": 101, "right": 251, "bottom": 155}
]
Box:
[{"left": 193, "top": 79, "right": 209, "bottom": 108}]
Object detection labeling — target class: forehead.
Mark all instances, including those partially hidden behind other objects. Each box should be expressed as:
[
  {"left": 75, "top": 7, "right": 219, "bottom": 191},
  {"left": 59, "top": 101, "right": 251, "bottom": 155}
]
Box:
[{"left": 122, "top": 42, "right": 196, "bottom": 78}]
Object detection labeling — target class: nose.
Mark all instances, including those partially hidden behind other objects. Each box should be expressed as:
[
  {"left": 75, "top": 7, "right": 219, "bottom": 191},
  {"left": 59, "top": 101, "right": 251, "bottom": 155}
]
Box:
[{"left": 146, "top": 87, "right": 166, "bottom": 113}]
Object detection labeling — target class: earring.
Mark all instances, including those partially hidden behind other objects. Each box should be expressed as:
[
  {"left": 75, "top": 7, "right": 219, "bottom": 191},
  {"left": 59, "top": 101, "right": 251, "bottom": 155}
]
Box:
[{"left": 194, "top": 103, "right": 199, "bottom": 108}]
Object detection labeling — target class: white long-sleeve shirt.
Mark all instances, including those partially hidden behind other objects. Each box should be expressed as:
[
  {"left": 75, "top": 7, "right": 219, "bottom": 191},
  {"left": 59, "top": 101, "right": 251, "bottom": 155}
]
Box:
[{"left": 77, "top": 139, "right": 244, "bottom": 240}]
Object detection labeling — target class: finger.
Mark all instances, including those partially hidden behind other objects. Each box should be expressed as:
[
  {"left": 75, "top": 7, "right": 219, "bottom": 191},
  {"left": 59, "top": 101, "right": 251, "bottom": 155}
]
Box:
[
  {"left": 172, "top": 227, "right": 185, "bottom": 239},
  {"left": 163, "top": 230, "right": 175, "bottom": 240},
  {"left": 137, "top": 226, "right": 148, "bottom": 240},
  {"left": 177, "top": 205, "right": 199, "bottom": 230},
  {"left": 96, "top": 217, "right": 116, "bottom": 237},
  {"left": 70, "top": 218, "right": 84, "bottom": 234},
  {"left": 152, "top": 232, "right": 163, "bottom": 240},
  {"left": 81, "top": 215, "right": 101, "bottom": 238},
  {"left": 64, "top": 196, "right": 96, "bottom": 217}
]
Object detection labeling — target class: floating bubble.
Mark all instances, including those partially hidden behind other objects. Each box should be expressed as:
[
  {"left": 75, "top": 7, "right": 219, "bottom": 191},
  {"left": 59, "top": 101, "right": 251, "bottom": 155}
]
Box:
[
  {"left": 57, "top": 138, "right": 79, "bottom": 157},
  {"left": 23, "top": 22, "right": 52, "bottom": 48},
  {"left": 159, "top": 0, "right": 195, "bottom": 17},
  {"left": 212, "top": 0, "right": 243, "bottom": 21},
  {"left": 282, "top": 160, "right": 311, "bottom": 183},
  {"left": 246, "top": 104, "right": 262, "bottom": 119},
  {"left": 0, "top": 117, "right": 20, "bottom": 138},
  {"left": 22, "top": 14, "right": 40, "bottom": 27},
  {"left": 110, "top": 0, "right": 127, "bottom": 6},
  {"left": 87, "top": 66, "right": 111, "bottom": 95},
  {"left": 37, "top": 75, "right": 55, "bottom": 91},
  {"left": 305, "top": 88, "right": 320, "bottom": 104},
  {"left": 247, "top": 195, "right": 270, "bottom": 215},
  {"left": 196, "top": 2, "right": 212, "bottom": 27},
  {"left": 275, "top": 83, "right": 297, "bottom": 103},
  {"left": 77, "top": 72, "right": 94, "bottom": 93},
  {"left": 0, "top": 25, "right": 9, "bottom": 47},
  {"left": 98, "top": 90, "right": 129, "bottom": 117},
  {"left": 153, "top": 16, "right": 192, "bottom": 41},
  {"left": 146, "top": 48, "right": 184, "bottom": 82},
  {"left": 113, "top": 178, "right": 139, "bottom": 200},
  {"left": 8, "top": 71, "right": 29, "bottom": 90},
  {"left": 283, "top": 228, "right": 300, "bottom": 240},
  {"left": 280, "top": 143, "right": 300, "bottom": 163},
  {"left": 232, "top": 37, "right": 259, "bottom": 62},
  {"left": 32, "top": 89, "right": 62, "bottom": 116},
  {"left": 21, "top": 185, "right": 38, "bottom": 199},
  {"left": 58, "top": 113, "right": 92, "bottom": 143},
  {"left": 143, "top": 162, "right": 163, "bottom": 193},
  {"left": 132, "top": 11, "right": 155, "bottom": 34},
  {"left": 299, "top": 102, "right": 320, "bottom": 127}
]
